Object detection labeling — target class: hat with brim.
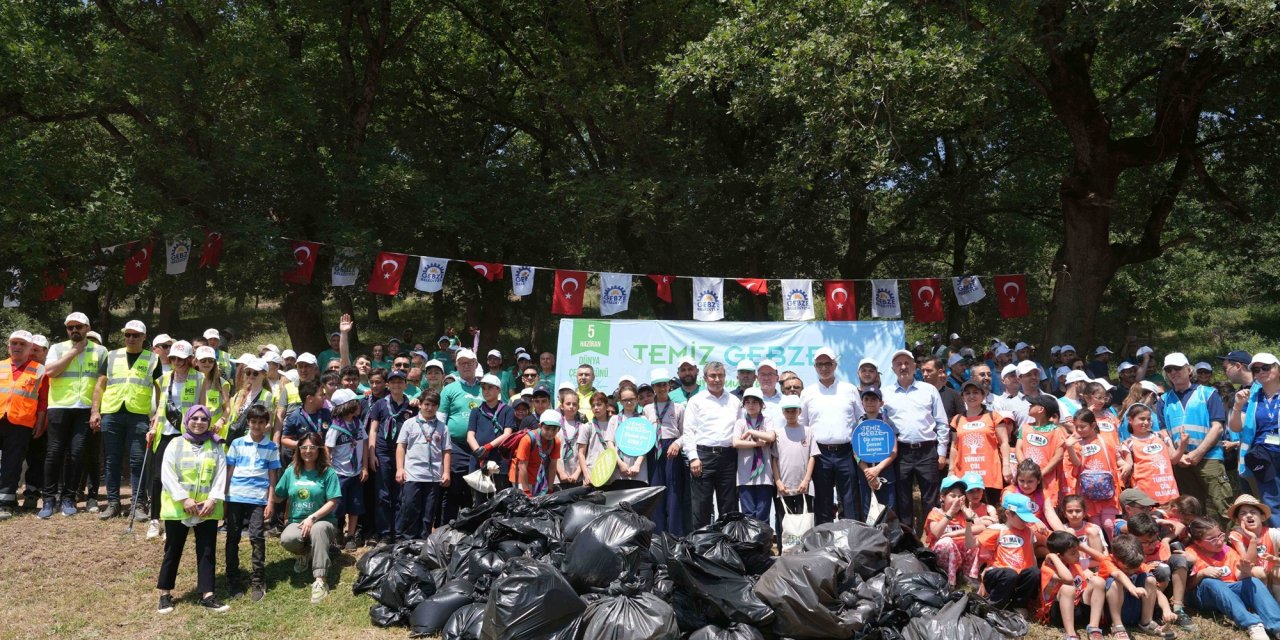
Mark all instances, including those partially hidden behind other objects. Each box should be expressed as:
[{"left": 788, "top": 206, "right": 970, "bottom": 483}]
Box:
[
  {"left": 1001, "top": 492, "right": 1043, "bottom": 525},
  {"left": 1227, "top": 494, "right": 1273, "bottom": 522}
]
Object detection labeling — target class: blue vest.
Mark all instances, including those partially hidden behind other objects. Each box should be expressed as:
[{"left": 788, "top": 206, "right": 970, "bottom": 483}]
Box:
[
  {"left": 1159, "top": 385, "right": 1221, "bottom": 461},
  {"left": 1238, "top": 381, "right": 1267, "bottom": 477}
]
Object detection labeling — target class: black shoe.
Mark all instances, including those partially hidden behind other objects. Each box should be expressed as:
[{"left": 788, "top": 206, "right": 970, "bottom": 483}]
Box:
[
  {"left": 227, "top": 575, "right": 245, "bottom": 598},
  {"left": 98, "top": 502, "right": 120, "bottom": 520},
  {"left": 157, "top": 594, "right": 175, "bottom": 614},
  {"left": 250, "top": 582, "right": 265, "bottom": 602},
  {"left": 343, "top": 535, "right": 360, "bottom": 552},
  {"left": 22, "top": 495, "right": 37, "bottom": 511},
  {"left": 198, "top": 595, "right": 229, "bottom": 612}
]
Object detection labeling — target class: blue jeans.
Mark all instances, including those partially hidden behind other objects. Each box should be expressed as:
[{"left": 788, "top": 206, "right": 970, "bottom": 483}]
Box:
[
  {"left": 398, "top": 481, "right": 440, "bottom": 540},
  {"left": 648, "top": 438, "right": 687, "bottom": 535},
  {"left": 813, "top": 445, "right": 858, "bottom": 525},
  {"left": 100, "top": 411, "right": 149, "bottom": 504},
  {"left": 374, "top": 440, "right": 400, "bottom": 538},
  {"left": 1246, "top": 445, "right": 1280, "bottom": 527},
  {"left": 854, "top": 463, "right": 896, "bottom": 522},
  {"left": 1191, "top": 577, "right": 1280, "bottom": 632},
  {"left": 738, "top": 484, "right": 774, "bottom": 522}
]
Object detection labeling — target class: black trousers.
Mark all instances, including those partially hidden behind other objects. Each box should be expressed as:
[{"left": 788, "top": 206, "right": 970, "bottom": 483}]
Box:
[
  {"left": 812, "top": 443, "right": 859, "bottom": 525},
  {"left": 22, "top": 428, "right": 45, "bottom": 500},
  {"left": 0, "top": 419, "right": 33, "bottom": 507},
  {"left": 225, "top": 502, "right": 266, "bottom": 582},
  {"left": 148, "top": 434, "right": 179, "bottom": 520},
  {"left": 691, "top": 446, "right": 740, "bottom": 529},
  {"left": 894, "top": 441, "right": 941, "bottom": 532},
  {"left": 439, "top": 451, "right": 473, "bottom": 525},
  {"left": 982, "top": 567, "right": 1040, "bottom": 610},
  {"left": 79, "top": 428, "right": 102, "bottom": 500},
  {"left": 398, "top": 481, "right": 441, "bottom": 540},
  {"left": 158, "top": 519, "right": 218, "bottom": 594},
  {"left": 44, "top": 409, "right": 91, "bottom": 502}
]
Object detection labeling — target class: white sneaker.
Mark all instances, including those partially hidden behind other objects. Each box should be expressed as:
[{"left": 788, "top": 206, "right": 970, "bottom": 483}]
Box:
[
  {"left": 310, "top": 578, "right": 328, "bottom": 603},
  {"left": 294, "top": 554, "right": 311, "bottom": 574},
  {"left": 146, "top": 520, "right": 161, "bottom": 540},
  {"left": 1248, "top": 623, "right": 1268, "bottom": 640}
]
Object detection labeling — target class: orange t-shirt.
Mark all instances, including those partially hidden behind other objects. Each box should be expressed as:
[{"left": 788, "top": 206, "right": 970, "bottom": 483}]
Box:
[
  {"left": 509, "top": 433, "right": 561, "bottom": 492},
  {"left": 951, "top": 411, "right": 1009, "bottom": 490},
  {"left": 1018, "top": 425, "right": 1065, "bottom": 502},
  {"left": 923, "top": 507, "right": 968, "bottom": 546},
  {"left": 1142, "top": 539, "right": 1172, "bottom": 568},
  {"left": 1038, "top": 558, "right": 1087, "bottom": 622},
  {"left": 1186, "top": 544, "right": 1243, "bottom": 583},
  {"left": 977, "top": 524, "right": 1038, "bottom": 572},
  {"left": 1229, "top": 529, "right": 1278, "bottom": 572},
  {"left": 1072, "top": 436, "right": 1121, "bottom": 512},
  {"left": 1125, "top": 434, "right": 1179, "bottom": 503}
]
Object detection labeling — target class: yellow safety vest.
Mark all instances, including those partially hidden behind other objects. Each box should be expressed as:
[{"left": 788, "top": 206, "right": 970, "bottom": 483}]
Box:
[
  {"left": 101, "top": 349, "right": 154, "bottom": 415},
  {"left": 48, "top": 341, "right": 105, "bottom": 409},
  {"left": 159, "top": 439, "right": 224, "bottom": 521},
  {"left": 151, "top": 371, "right": 203, "bottom": 452},
  {"left": 207, "top": 378, "right": 230, "bottom": 439}
]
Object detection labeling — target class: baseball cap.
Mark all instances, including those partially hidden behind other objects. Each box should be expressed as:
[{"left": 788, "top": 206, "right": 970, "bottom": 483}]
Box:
[
  {"left": 1064, "top": 370, "right": 1090, "bottom": 385},
  {"left": 890, "top": 349, "right": 914, "bottom": 363},
  {"left": 512, "top": 397, "right": 530, "bottom": 410},
  {"left": 455, "top": 348, "right": 477, "bottom": 362},
  {"left": 411, "top": 350, "right": 430, "bottom": 360},
  {"left": 1055, "top": 366, "right": 1071, "bottom": 379},
  {"left": 531, "top": 384, "right": 552, "bottom": 398},
  {"left": 959, "top": 347, "right": 976, "bottom": 358},
  {"left": 949, "top": 333, "right": 960, "bottom": 340},
  {"left": 330, "top": 389, "right": 359, "bottom": 407},
  {"left": 264, "top": 344, "right": 280, "bottom": 353},
  {"left": 195, "top": 346, "right": 216, "bottom": 360},
  {"left": 86, "top": 331, "right": 101, "bottom": 342},
  {"left": 1094, "top": 378, "right": 1114, "bottom": 391},
  {"left": 1001, "top": 364, "right": 1017, "bottom": 378},
  {"left": 1117, "top": 362, "right": 1135, "bottom": 373},
  {"left": 1060, "top": 344, "right": 1077, "bottom": 354},
  {"left": 540, "top": 409, "right": 563, "bottom": 426},
  {"left": 1050, "top": 346, "right": 1061, "bottom": 355},
  {"left": 283, "top": 369, "right": 299, "bottom": 383},
  {"left": 487, "top": 349, "right": 502, "bottom": 359},
  {"left": 261, "top": 351, "right": 283, "bottom": 365},
  {"left": 677, "top": 356, "right": 698, "bottom": 368},
  {"left": 1218, "top": 350, "right": 1252, "bottom": 365},
  {"left": 480, "top": 374, "right": 502, "bottom": 388},
  {"left": 169, "top": 340, "right": 193, "bottom": 359},
  {"left": 437, "top": 335, "right": 450, "bottom": 344},
  {"left": 941, "top": 475, "right": 966, "bottom": 492},
  {"left": 514, "top": 346, "right": 527, "bottom": 355},
  {"left": 1251, "top": 353, "right": 1280, "bottom": 367},
  {"left": 122, "top": 320, "right": 146, "bottom": 334},
  {"left": 947, "top": 353, "right": 964, "bottom": 367},
  {"left": 519, "top": 387, "right": 534, "bottom": 398},
  {"left": 1119, "top": 488, "right": 1157, "bottom": 508},
  {"left": 424, "top": 359, "right": 444, "bottom": 372},
  {"left": 203, "top": 328, "right": 220, "bottom": 340},
  {"left": 756, "top": 359, "right": 778, "bottom": 373},
  {"left": 650, "top": 368, "right": 671, "bottom": 385},
  {"left": 1014, "top": 341, "right": 1030, "bottom": 352},
  {"left": 152, "top": 334, "right": 173, "bottom": 347},
  {"left": 328, "top": 331, "right": 340, "bottom": 339},
  {"left": 448, "top": 345, "right": 461, "bottom": 352},
  {"left": 857, "top": 357, "right": 878, "bottom": 370},
  {"left": 242, "top": 358, "right": 266, "bottom": 373},
  {"left": 1138, "top": 380, "right": 1160, "bottom": 393},
  {"left": 235, "top": 352, "right": 257, "bottom": 365},
  {"left": 1001, "top": 492, "right": 1043, "bottom": 525},
  {"left": 812, "top": 347, "right": 837, "bottom": 363},
  {"left": 31, "top": 335, "right": 48, "bottom": 348},
  {"left": 1015, "top": 361, "right": 1039, "bottom": 376},
  {"left": 742, "top": 388, "right": 764, "bottom": 401},
  {"left": 780, "top": 395, "right": 801, "bottom": 410},
  {"left": 1136, "top": 346, "right": 1153, "bottom": 357},
  {"left": 64, "top": 312, "right": 90, "bottom": 326},
  {"left": 618, "top": 375, "right": 637, "bottom": 387},
  {"left": 557, "top": 381, "right": 575, "bottom": 392},
  {"left": 281, "top": 349, "right": 297, "bottom": 360},
  {"left": 994, "top": 345, "right": 1011, "bottom": 357},
  {"left": 962, "top": 471, "right": 986, "bottom": 491},
  {"left": 960, "top": 379, "right": 983, "bottom": 393},
  {"left": 1094, "top": 346, "right": 1112, "bottom": 355},
  {"left": 1162, "top": 353, "right": 1190, "bottom": 368},
  {"left": 736, "top": 359, "right": 756, "bottom": 372},
  {"left": 296, "top": 352, "right": 318, "bottom": 366},
  {"left": 387, "top": 370, "right": 408, "bottom": 381},
  {"left": 1194, "top": 361, "right": 1212, "bottom": 372},
  {"left": 516, "top": 352, "right": 533, "bottom": 362},
  {"left": 860, "top": 387, "right": 883, "bottom": 400}
]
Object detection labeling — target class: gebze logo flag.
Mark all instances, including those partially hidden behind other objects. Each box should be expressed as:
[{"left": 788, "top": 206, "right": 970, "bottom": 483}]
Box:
[
  {"left": 870, "top": 279, "right": 900, "bottom": 318},
  {"left": 166, "top": 236, "right": 191, "bottom": 275},
  {"left": 781, "top": 279, "right": 814, "bottom": 321},
  {"left": 415, "top": 257, "right": 448, "bottom": 292},
  {"left": 692, "top": 277, "right": 724, "bottom": 321},
  {"left": 331, "top": 247, "right": 359, "bottom": 287},
  {"left": 599, "top": 272, "right": 631, "bottom": 316},
  {"left": 953, "top": 275, "right": 986, "bottom": 306},
  {"left": 510, "top": 265, "right": 536, "bottom": 296}
]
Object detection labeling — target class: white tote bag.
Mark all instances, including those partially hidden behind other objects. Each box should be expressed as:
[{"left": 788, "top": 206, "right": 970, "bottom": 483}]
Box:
[{"left": 780, "top": 497, "right": 814, "bottom": 553}]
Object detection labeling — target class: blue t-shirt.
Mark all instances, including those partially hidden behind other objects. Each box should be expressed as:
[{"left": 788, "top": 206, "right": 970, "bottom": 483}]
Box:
[
  {"left": 1254, "top": 391, "right": 1280, "bottom": 442},
  {"left": 368, "top": 394, "right": 415, "bottom": 443},
  {"left": 226, "top": 435, "right": 282, "bottom": 505},
  {"left": 282, "top": 407, "right": 332, "bottom": 444},
  {"left": 465, "top": 401, "right": 516, "bottom": 473}
]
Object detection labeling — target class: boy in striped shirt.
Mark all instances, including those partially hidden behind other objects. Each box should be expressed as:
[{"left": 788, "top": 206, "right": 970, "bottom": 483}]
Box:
[{"left": 224, "top": 405, "right": 281, "bottom": 601}]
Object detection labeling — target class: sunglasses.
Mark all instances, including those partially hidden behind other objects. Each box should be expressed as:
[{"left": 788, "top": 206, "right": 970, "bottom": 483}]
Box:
[
  {"left": 1163, "top": 366, "right": 1183, "bottom": 373},
  {"left": 394, "top": 363, "right": 410, "bottom": 369},
  {"left": 124, "top": 333, "right": 143, "bottom": 339},
  {"left": 245, "top": 370, "right": 261, "bottom": 377},
  {"left": 1252, "top": 364, "right": 1274, "bottom": 374},
  {"left": 522, "top": 373, "right": 538, "bottom": 378},
  {"left": 298, "top": 446, "right": 319, "bottom": 452},
  {"left": 66, "top": 323, "right": 86, "bottom": 330}
]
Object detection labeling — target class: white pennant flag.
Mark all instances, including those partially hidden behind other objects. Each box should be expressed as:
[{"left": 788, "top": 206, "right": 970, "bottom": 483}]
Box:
[
  {"left": 82, "top": 265, "right": 105, "bottom": 292},
  {"left": 331, "top": 247, "right": 359, "bottom": 287},
  {"left": 414, "top": 256, "right": 449, "bottom": 292},
  {"left": 3, "top": 268, "right": 20, "bottom": 308},
  {"left": 870, "top": 279, "right": 901, "bottom": 318},
  {"left": 510, "top": 265, "right": 536, "bottom": 297},
  {"left": 952, "top": 275, "right": 986, "bottom": 306},
  {"left": 166, "top": 236, "right": 192, "bottom": 275},
  {"left": 781, "top": 279, "right": 815, "bottom": 321},
  {"left": 599, "top": 272, "right": 632, "bottom": 316},
  {"left": 692, "top": 277, "right": 724, "bottom": 322}
]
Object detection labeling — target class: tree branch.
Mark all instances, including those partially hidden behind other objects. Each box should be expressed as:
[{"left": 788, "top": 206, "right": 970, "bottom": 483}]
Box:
[
  {"left": 93, "top": 0, "right": 160, "bottom": 53},
  {"left": 1192, "top": 155, "right": 1251, "bottom": 222}
]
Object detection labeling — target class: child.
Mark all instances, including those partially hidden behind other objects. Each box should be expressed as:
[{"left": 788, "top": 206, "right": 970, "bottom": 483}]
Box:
[
  {"left": 395, "top": 390, "right": 452, "bottom": 540},
  {"left": 555, "top": 391, "right": 583, "bottom": 491},
  {"left": 608, "top": 387, "right": 648, "bottom": 489},
  {"left": 1121, "top": 403, "right": 1185, "bottom": 507},
  {"left": 1185, "top": 517, "right": 1280, "bottom": 640},
  {"left": 734, "top": 389, "right": 777, "bottom": 523},
  {"left": 1062, "top": 495, "right": 1109, "bottom": 571},
  {"left": 951, "top": 380, "right": 1013, "bottom": 504},
  {"left": 1065, "top": 410, "right": 1126, "bottom": 538},
  {"left": 1082, "top": 381, "right": 1122, "bottom": 450},
  {"left": 854, "top": 388, "right": 897, "bottom": 521},
  {"left": 646, "top": 369, "right": 687, "bottom": 536},
  {"left": 1229, "top": 495, "right": 1280, "bottom": 603},
  {"left": 511, "top": 410, "right": 562, "bottom": 497},
  {"left": 1127, "top": 512, "right": 1185, "bottom": 631},
  {"left": 325, "top": 389, "right": 366, "bottom": 550},
  {"left": 1038, "top": 531, "right": 1106, "bottom": 640},
  {"left": 578, "top": 392, "right": 615, "bottom": 486},
  {"left": 927, "top": 476, "right": 984, "bottom": 588},
  {"left": 771, "top": 394, "right": 816, "bottom": 540},
  {"left": 1017, "top": 395, "right": 1066, "bottom": 503},
  {"left": 1116, "top": 488, "right": 1159, "bottom": 538},
  {"left": 1102, "top": 534, "right": 1176, "bottom": 639},
  {"left": 224, "top": 405, "right": 280, "bottom": 601},
  {"left": 964, "top": 471, "right": 999, "bottom": 527},
  {"left": 967, "top": 492, "right": 1043, "bottom": 613},
  {"left": 1003, "top": 459, "right": 1067, "bottom": 532},
  {"left": 281, "top": 380, "right": 331, "bottom": 468}
]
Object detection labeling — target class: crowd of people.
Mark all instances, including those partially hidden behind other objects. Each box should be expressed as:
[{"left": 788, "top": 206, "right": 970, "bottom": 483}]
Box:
[{"left": 1, "top": 314, "right": 1278, "bottom": 639}]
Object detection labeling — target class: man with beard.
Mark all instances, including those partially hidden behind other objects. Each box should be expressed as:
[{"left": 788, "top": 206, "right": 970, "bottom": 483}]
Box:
[{"left": 669, "top": 358, "right": 702, "bottom": 404}]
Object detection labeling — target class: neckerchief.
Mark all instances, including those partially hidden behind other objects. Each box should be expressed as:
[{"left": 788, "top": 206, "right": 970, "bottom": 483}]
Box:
[
  {"left": 531, "top": 433, "right": 552, "bottom": 496},
  {"left": 746, "top": 413, "right": 766, "bottom": 481}
]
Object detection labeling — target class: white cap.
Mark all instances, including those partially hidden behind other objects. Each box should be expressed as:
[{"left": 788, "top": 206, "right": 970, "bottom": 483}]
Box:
[
  {"left": 328, "top": 331, "right": 340, "bottom": 338},
  {"left": 994, "top": 345, "right": 1012, "bottom": 357},
  {"left": 1015, "top": 360, "right": 1039, "bottom": 376},
  {"left": 650, "top": 368, "right": 672, "bottom": 384},
  {"left": 487, "top": 349, "right": 502, "bottom": 359},
  {"left": 618, "top": 375, "right": 637, "bottom": 386},
  {"left": 281, "top": 349, "right": 297, "bottom": 360},
  {"left": 265, "top": 344, "right": 280, "bottom": 354},
  {"left": 1136, "top": 346, "right": 1153, "bottom": 357},
  {"left": 152, "top": 333, "right": 173, "bottom": 347},
  {"left": 1055, "top": 366, "right": 1071, "bottom": 379},
  {"left": 203, "top": 328, "right": 220, "bottom": 340},
  {"left": 947, "top": 353, "right": 964, "bottom": 367},
  {"left": 1138, "top": 380, "right": 1160, "bottom": 393},
  {"left": 296, "top": 352, "right": 318, "bottom": 366},
  {"left": 424, "top": 359, "right": 444, "bottom": 371},
  {"left": 1194, "top": 361, "right": 1213, "bottom": 372},
  {"left": 330, "top": 389, "right": 359, "bottom": 407},
  {"left": 455, "top": 348, "right": 477, "bottom": 362},
  {"left": 475, "top": 364, "right": 484, "bottom": 376},
  {"left": 235, "top": 352, "right": 257, "bottom": 364},
  {"left": 86, "top": 331, "right": 101, "bottom": 342},
  {"left": 243, "top": 358, "right": 266, "bottom": 373},
  {"left": 949, "top": 333, "right": 960, "bottom": 340},
  {"left": 742, "top": 388, "right": 764, "bottom": 401},
  {"left": 1251, "top": 353, "right": 1280, "bottom": 367},
  {"left": 812, "top": 347, "right": 837, "bottom": 363},
  {"left": 676, "top": 356, "right": 698, "bottom": 368},
  {"left": 857, "top": 357, "right": 878, "bottom": 370},
  {"left": 516, "top": 351, "right": 533, "bottom": 361},
  {"left": 1065, "top": 370, "right": 1090, "bottom": 385},
  {"left": 890, "top": 349, "right": 914, "bottom": 363},
  {"left": 519, "top": 387, "right": 534, "bottom": 397},
  {"left": 282, "top": 369, "right": 299, "bottom": 383},
  {"left": 780, "top": 395, "right": 802, "bottom": 410},
  {"left": 514, "top": 346, "right": 527, "bottom": 355},
  {"left": 1014, "top": 342, "right": 1030, "bottom": 352},
  {"left": 261, "top": 351, "right": 283, "bottom": 365},
  {"left": 64, "top": 312, "right": 90, "bottom": 326},
  {"left": 756, "top": 359, "right": 778, "bottom": 373},
  {"left": 8, "top": 330, "right": 32, "bottom": 344},
  {"left": 480, "top": 373, "right": 502, "bottom": 388},
  {"left": 1163, "top": 353, "right": 1190, "bottom": 368},
  {"left": 169, "top": 340, "right": 193, "bottom": 359},
  {"left": 1001, "top": 363, "right": 1018, "bottom": 378},
  {"left": 1060, "top": 344, "right": 1076, "bottom": 354},
  {"left": 31, "top": 335, "right": 48, "bottom": 348},
  {"left": 123, "top": 320, "right": 146, "bottom": 334},
  {"left": 556, "top": 381, "right": 575, "bottom": 392},
  {"left": 1094, "top": 346, "right": 1113, "bottom": 355},
  {"left": 1094, "top": 378, "right": 1114, "bottom": 391},
  {"left": 736, "top": 359, "right": 756, "bottom": 372},
  {"left": 1049, "top": 345, "right": 1061, "bottom": 354},
  {"left": 540, "top": 409, "right": 563, "bottom": 425},
  {"left": 1117, "top": 362, "right": 1135, "bottom": 372},
  {"left": 194, "top": 346, "right": 216, "bottom": 360},
  {"left": 959, "top": 347, "right": 976, "bottom": 358}
]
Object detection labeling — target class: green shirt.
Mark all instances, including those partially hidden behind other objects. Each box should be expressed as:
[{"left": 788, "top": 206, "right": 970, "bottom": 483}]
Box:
[
  {"left": 440, "top": 378, "right": 483, "bottom": 440},
  {"left": 538, "top": 371, "right": 556, "bottom": 389},
  {"left": 274, "top": 467, "right": 342, "bottom": 525},
  {"left": 317, "top": 349, "right": 341, "bottom": 371},
  {"left": 431, "top": 350, "right": 456, "bottom": 374},
  {"left": 404, "top": 384, "right": 422, "bottom": 399},
  {"left": 371, "top": 359, "right": 391, "bottom": 372},
  {"left": 497, "top": 369, "right": 517, "bottom": 399},
  {"left": 669, "top": 384, "right": 702, "bottom": 404}
]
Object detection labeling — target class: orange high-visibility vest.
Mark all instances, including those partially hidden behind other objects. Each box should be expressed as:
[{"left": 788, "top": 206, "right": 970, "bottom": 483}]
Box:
[{"left": 0, "top": 359, "right": 45, "bottom": 427}]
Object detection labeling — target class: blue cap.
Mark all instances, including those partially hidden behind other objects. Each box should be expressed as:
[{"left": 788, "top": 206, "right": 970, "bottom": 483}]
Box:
[
  {"left": 411, "top": 350, "right": 430, "bottom": 360},
  {"left": 962, "top": 471, "right": 986, "bottom": 491},
  {"left": 387, "top": 370, "right": 408, "bottom": 381},
  {"left": 940, "top": 475, "right": 966, "bottom": 492},
  {"left": 1217, "top": 350, "right": 1252, "bottom": 365},
  {"left": 1001, "top": 492, "right": 1043, "bottom": 525}
]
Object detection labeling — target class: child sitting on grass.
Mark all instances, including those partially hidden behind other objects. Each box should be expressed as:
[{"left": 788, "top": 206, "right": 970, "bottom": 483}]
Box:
[
  {"left": 1184, "top": 517, "right": 1280, "bottom": 640},
  {"left": 926, "top": 475, "right": 984, "bottom": 589},
  {"left": 1039, "top": 530, "right": 1107, "bottom": 640}
]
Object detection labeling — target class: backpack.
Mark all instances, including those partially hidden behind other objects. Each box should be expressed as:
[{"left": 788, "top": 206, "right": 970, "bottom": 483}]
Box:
[
  {"left": 1078, "top": 469, "right": 1117, "bottom": 501},
  {"left": 491, "top": 428, "right": 533, "bottom": 459}
]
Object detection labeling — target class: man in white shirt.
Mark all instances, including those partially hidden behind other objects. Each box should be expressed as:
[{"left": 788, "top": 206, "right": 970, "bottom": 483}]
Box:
[
  {"left": 682, "top": 362, "right": 742, "bottom": 529},
  {"left": 882, "top": 349, "right": 949, "bottom": 532},
  {"left": 800, "top": 347, "right": 861, "bottom": 525},
  {"left": 756, "top": 359, "right": 785, "bottom": 429}
]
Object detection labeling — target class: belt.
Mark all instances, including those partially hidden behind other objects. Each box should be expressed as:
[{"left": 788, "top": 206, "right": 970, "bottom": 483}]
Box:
[
  {"left": 899, "top": 440, "right": 938, "bottom": 450},
  {"left": 696, "top": 445, "right": 732, "bottom": 455},
  {"left": 817, "top": 442, "right": 852, "bottom": 454}
]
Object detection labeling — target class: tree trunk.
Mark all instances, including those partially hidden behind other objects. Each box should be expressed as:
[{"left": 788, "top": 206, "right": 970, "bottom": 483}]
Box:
[
  {"left": 157, "top": 286, "right": 180, "bottom": 332},
  {"left": 476, "top": 280, "right": 504, "bottom": 356},
  {"left": 432, "top": 290, "right": 446, "bottom": 339},
  {"left": 1043, "top": 179, "right": 1123, "bottom": 347},
  {"left": 945, "top": 226, "right": 969, "bottom": 338},
  {"left": 283, "top": 282, "right": 326, "bottom": 353}
]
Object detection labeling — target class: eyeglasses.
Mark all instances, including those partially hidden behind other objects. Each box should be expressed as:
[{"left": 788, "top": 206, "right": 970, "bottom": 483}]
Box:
[
  {"left": 621, "top": 398, "right": 636, "bottom": 403},
  {"left": 188, "top": 415, "right": 209, "bottom": 422},
  {"left": 1252, "top": 364, "right": 1274, "bottom": 374},
  {"left": 198, "top": 358, "right": 215, "bottom": 364},
  {"left": 1205, "top": 532, "right": 1226, "bottom": 543},
  {"left": 66, "top": 323, "right": 86, "bottom": 330},
  {"left": 124, "top": 333, "right": 143, "bottom": 339},
  {"left": 298, "top": 446, "right": 319, "bottom": 452},
  {"left": 156, "top": 344, "right": 172, "bottom": 349}
]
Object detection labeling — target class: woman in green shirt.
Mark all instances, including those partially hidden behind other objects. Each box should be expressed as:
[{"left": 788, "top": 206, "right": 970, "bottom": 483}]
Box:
[{"left": 275, "top": 432, "right": 341, "bottom": 603}]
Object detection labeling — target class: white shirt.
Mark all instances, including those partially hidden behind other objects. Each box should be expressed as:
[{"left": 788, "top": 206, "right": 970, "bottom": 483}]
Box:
[
  {"left": 800, "top": 379, "right": 862, "bottom": 445},
  {"left": 759, "top": 387, "right": 785, "bottom": 431},
  {"left": 882, "top": 379, "right": 950, "bottom": 457},
  {"left": 683, "top": 388, "right": 742, "bottom": 460},
  {"left": 643, "top": 400, "right": 685, "bottom": 445}
]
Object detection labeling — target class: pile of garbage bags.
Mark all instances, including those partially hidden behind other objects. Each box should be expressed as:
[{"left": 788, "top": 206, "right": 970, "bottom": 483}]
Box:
[{"left": 352, "top": 486, "right": 1029, "bottom": 639}]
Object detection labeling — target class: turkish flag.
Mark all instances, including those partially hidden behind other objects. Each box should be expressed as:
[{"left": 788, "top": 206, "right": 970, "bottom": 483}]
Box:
[
  {"left": 282, "top": 240, "right": 319, "bottom": 285},
  {"left": 824, "top": 280, "right": 857, "bottom": 321},
  {"left": 994, "top": 274, "right": 1029, "bottom": 319},
  {"left": 367, "top": 251, "right": 408, "bottom": 296},
  {"left": 647, "top": 274, "right": 674, "bottom": 303},
  {"left": 468, "top": 261, "right": 504, "bottom": 282},
  {"left": 552, "top": 270, "right": 588, "bottom": 316},
  {"left": 123, "top": 240, "right": 153, "bottom": 285},
  {"left": 198, "top": 230, "right": 224, "bottom": 268},
  {"left": 40, "top": 269, "right": 67, "bottom": 302},
  {"left": 736, "top": 278, "right": 768, "bottom": 295},
  {"left": 909, "top": 278, "right": 944, "bottom": 323}
]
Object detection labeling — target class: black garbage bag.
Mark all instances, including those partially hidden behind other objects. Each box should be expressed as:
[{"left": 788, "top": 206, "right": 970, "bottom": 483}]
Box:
[
  {"left": 600, "top": 485, "right": 665, "bottom": 516},
  {"left": 684, "top": 529, "right": 746, "bottom": 574},
  {"left": 492, "top": 514, "right": 563, "bottom": 545},
  {"left": 411, "top": 578, "right": 476, "bottom": 637},
  {"left": 496, "top": 539, "right": 530, "bottom": 559},
  {"left": 453, "top": 488, "right": 532, "bottom": 533},
  {"left": 531, "top": 484, "right": 600, "bottom": 510},
  {"left": 965, "top": 593, "right": 1030, "bottom": 637},
  {"left": 889, "top": 551, "right": 930, "bottom": 575},
  {"left": 370, "top": 603, "right": 404, "bottom": 627},
  {"left": 855, "top": 572, "right": 888, "bottom": 609},
  {"left": 671, "top": 588, "right": 716, "bottom": 632},
  {"left": 752, "top": 552, "right": 852, "bottom": 639},
  {"left": 688, "top": 623, "right": 767, "bottom": 640},
  {"left": 376, "top": 553, "right": 437, "bottom": 611},
  {"left": 562, "top": 506, "right": 655, "bottom": 592},
  {"left": 468, "top": 549, "right": 508, "bottom": 580},
  {"left": 878, "top": 514, "right": 923, "bottom": 552},
  {"left": 442, "top": 602, "right": 487, "bottom": 640},
  {"left": 707, "top": 513, "right": 775, "bottom": 575},
  {"left": 887, "top": 568, "right": 953, "bottom": 617},
  {"left": 422, "top": 525, "right": 470, "bottom": 570},
  {"left": 576, "top": 593, "right": 680, "bottom": 640},
  {"left": 667, "top": 538, "right": 776, "bottom": 627},
  {"left": 562, "top": 501, "right": 613, "bottom": 541},
  {"left": 800, "top": 520, "right": 890, "bottom": 579},
  {"left": 481, "top": 558, "right": 586, "bottom": 640},
  {"left": 844, "top": 597, "right": 883, "bottom": 634},
  {"left": 903, "top": 595, "right": 1000, "bottom": 640},
  {"left": 353, "top": 544, "right": 397, "bottom": 594}
]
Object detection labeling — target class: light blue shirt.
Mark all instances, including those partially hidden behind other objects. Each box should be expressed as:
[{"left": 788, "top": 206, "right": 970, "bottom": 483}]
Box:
[
  {"left": 226, "top": 435, "right": 282, "bottom": 505},
  {"left": 883, "top": 379, "right": 950, "bottom": 457}
]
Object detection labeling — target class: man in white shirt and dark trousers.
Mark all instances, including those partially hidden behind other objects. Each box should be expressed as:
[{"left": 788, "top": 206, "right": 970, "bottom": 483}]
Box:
[
  {"left": 683, "top": 362, "right": 742, "bottom": 529},
  {"left": 883, "top": 349, "right": 950, "bottom": 533},
  {"left": 800, "top": 347, "right": 862, "bottom": 525}
]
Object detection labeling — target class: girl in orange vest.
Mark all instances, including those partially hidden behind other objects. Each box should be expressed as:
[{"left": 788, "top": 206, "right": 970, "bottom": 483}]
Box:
[
  {"left": 1016, "top": 396, "right": 1067, "bottom": 504},
  {"left": 949, "top": 381, "right": 1013, "bottom": 506},
  {"left": 1121, "top": 403, "right": 1185, "bottom": 506},
  {"left": 1082, "top": 382, "right": 1121, "bottom": 450},
  {"left": 1064, "top": 410, "right": 1128, "bottom": 538}
]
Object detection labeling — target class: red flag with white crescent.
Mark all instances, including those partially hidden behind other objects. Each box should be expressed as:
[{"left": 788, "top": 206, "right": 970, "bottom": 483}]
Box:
[
  {"left": 553, "top": 270, "right": 588, "bottom": 316},
  {"left": 123, "top": 240, "right": 153, "bottom": 286},
  {"left": 736, "top": 278, "right": 768, "bottom": 295},
  {"left": 824, "top": 280, "right": 857, "bottom": 321},
  {"left": 367, "top": 251, "right": 408, "bottom": 296},
  {"left": 198, "top": 230, "right": 224, "bottom": 269},
  {"left": 647, "top": 274, "right": 674, "bottom": 303},
  {"left": 994, "top": 274, "right": 1029, "bottom": 319},
  {"left": 40, "top": 268, "right": 67, "bottom": 302},
  {"left": 467, "top": 261, "right": 504, "bottom": 282},
  {"left": 909, "top": 278, "right": 944, "bottom": 323},
  {"left": 282, "top": 240, "right": 319, "bottom": 285}
]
